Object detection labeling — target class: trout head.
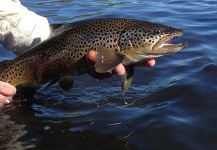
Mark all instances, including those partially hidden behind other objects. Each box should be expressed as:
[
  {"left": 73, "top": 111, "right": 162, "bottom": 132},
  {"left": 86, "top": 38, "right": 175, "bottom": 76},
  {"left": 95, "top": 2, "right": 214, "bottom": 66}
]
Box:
[{"left": 119, "top": 21, "right": 188, "bottom": 65}]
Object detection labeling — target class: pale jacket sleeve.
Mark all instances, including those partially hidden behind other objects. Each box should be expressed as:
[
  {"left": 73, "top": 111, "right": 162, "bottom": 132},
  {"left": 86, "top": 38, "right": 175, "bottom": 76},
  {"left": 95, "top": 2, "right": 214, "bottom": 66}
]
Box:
[{"left": 0, "top": 0, "right": 50, "bottom": 55}]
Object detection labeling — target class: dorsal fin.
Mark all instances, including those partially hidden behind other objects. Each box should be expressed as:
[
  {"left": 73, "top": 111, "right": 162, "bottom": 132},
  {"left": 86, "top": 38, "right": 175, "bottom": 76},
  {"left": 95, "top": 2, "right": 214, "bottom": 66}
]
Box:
[{"left": 50, "top": 23, "right": 72, "bottom": 37}]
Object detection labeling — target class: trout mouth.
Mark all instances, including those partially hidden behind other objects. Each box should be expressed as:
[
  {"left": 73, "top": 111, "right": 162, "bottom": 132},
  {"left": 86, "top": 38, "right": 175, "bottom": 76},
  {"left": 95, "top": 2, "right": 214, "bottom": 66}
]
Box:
[{"left": 152, "top": 30, "right": 188, "bottom": 54}]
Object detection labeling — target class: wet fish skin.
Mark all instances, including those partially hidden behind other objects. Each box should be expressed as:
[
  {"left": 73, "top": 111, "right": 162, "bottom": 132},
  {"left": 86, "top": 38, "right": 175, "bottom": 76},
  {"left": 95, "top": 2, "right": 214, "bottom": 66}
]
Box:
[{"left": 0, "top": 18, "right": 187, "bottom": 94}]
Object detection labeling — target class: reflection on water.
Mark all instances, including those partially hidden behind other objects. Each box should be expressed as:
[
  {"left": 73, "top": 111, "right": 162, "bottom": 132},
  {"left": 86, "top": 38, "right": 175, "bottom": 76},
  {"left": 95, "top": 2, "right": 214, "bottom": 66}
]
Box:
[{"left": 1, "top": 0, "right": 217, "bottom": 149}]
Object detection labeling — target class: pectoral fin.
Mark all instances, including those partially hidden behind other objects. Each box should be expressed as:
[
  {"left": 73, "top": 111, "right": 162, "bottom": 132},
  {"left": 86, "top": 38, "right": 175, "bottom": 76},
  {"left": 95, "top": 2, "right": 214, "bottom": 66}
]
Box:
[
  {"left": 58, "top": 76, "right": 74, "bottom": 92},
  {"left": 95, "top": 46, "right": 124, "bottom": 73},
  {"left": 122, "top": 65, "right": 134, "bottom": 93}
]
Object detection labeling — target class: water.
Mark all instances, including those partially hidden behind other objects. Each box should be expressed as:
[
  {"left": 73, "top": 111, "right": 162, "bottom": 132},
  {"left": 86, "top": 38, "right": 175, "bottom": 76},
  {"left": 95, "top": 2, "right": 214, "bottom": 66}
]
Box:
[{"left": 0, "top": 0, "right": 217, "bottom": 149}]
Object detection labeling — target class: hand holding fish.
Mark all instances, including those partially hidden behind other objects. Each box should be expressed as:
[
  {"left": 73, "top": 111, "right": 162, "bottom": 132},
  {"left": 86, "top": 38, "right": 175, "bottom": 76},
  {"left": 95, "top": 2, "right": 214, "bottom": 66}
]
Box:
[
  {"left": 86, "top": 50, "right": 155, "bottom": 79},
  {"left": 0, "top": 81, "right": 16, "bottom": 107}
]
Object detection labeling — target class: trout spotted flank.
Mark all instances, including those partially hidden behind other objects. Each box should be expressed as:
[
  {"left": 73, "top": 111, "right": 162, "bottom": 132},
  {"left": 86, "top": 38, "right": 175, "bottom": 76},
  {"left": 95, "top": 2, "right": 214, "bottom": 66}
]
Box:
[{"left": 0, "top": 18, "right": 187, "bottom": 95}]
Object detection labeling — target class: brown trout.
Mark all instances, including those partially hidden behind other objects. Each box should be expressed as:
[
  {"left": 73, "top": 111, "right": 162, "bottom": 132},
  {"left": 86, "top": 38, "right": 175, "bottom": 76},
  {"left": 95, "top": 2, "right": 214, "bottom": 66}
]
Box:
[{"left": 0, "top": 18, "right": 187, "bottom": 95}]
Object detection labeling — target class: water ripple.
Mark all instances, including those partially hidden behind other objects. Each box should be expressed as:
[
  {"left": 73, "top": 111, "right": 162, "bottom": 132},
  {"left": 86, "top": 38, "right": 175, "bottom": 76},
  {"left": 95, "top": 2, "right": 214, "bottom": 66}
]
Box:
[{"left": 1, "top": 0, "right": 217, "bottom": 149}]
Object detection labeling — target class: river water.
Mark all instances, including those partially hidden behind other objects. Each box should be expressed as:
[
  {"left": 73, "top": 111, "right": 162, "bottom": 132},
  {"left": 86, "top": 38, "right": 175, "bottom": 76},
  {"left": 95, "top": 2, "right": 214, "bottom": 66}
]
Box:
[{"left": 0, "top": 0, "right": 217, "bottom": 150}]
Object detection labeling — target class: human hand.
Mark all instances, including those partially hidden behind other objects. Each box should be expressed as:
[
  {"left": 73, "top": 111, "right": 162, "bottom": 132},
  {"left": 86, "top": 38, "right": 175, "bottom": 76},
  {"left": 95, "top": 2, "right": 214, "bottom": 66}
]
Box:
[
  {"left": 0, "top": 81, "right": 16, "bottom": 107},
  {"left": 86, "top": 50, "right": 155, "bottom": 80}
]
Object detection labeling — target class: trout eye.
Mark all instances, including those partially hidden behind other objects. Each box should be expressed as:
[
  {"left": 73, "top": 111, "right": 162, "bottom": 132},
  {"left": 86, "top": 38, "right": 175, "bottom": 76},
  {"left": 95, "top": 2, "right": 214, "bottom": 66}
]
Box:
[{"left": 154, "top": 29, "right": 161, "bottom": 34}]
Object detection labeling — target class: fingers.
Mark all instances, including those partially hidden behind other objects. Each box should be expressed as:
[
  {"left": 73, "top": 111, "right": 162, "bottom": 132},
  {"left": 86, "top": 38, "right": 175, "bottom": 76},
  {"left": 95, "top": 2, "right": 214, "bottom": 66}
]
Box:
[
  {"left": 0, "top": 95, "right": 13, "bottom": 106},
  {"left": 0, "top": 81, "right": 16, "bottom": 107},
  {"left": 135, "top": 59, "right": 156, "bottom": 67},
  {"left": 113, "top": 63, "right": 125, "bottom": 76},
  {"left": 87, "top": 50, "right": 97, "bottom": 64},
  {"left": 0, "top": 81, "right": 16, "bottom": 97},
  {"left": 86, "top": 51, "right": 96, "bottom": 77}
]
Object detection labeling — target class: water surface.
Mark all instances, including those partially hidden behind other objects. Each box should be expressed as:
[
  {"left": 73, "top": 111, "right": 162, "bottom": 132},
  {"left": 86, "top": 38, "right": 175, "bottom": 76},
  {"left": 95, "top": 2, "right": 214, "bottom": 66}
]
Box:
[{"left": 1, "top": 0, "right": 217, "bottom": 149}]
